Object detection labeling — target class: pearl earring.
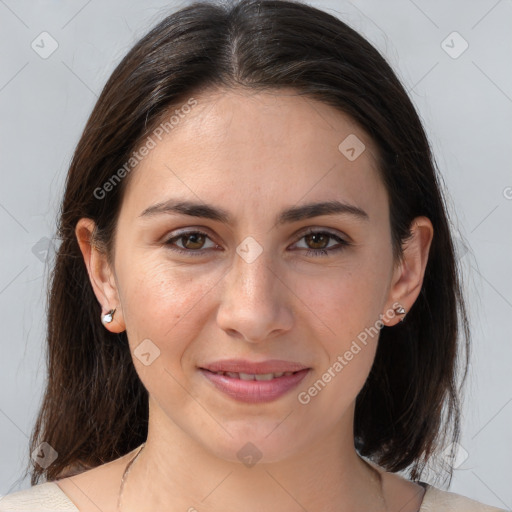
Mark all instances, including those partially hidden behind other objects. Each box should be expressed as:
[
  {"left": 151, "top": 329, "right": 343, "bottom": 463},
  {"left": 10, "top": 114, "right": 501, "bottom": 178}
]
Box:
[
  {"left": 394, "top": 305, "right": 406, "bottom": 322},
  {"left": 102, "top": 308, "right": 116, "bottom": 325}
]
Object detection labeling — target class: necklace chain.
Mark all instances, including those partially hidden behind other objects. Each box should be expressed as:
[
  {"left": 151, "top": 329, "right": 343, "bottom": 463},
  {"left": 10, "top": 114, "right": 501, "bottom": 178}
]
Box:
[
  {"left": 117, "top": 442, "right": 146, "bottom": 512},
  {"left": 116, "top": 444, "right": 387, "bottom": 512}
]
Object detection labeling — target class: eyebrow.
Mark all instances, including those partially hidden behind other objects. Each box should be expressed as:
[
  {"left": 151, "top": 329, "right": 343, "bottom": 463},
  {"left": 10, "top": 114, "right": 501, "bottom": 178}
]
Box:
[{"left": 139, "top": 199, "right": 369, "bottom": 225}]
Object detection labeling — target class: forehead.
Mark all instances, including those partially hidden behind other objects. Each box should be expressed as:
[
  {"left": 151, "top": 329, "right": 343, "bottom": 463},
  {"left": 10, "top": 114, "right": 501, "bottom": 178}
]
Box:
[{"left": 121, "top": 87, "right": 387, "bottom": 223}]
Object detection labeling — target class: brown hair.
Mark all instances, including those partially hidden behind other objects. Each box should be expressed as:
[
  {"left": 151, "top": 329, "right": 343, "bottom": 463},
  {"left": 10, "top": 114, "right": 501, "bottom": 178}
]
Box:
[{"left": 27, "top": 0, "right": 469, "bottom": 486}]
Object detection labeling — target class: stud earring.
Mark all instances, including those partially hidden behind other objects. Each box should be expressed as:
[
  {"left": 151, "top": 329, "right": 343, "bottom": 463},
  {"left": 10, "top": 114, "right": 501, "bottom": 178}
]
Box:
[
  {"left": 102, "top": 308, "right": 116, "bottom": 325},
  {"left": 394, "top": 305, "right": 406, "bottom": 322}
]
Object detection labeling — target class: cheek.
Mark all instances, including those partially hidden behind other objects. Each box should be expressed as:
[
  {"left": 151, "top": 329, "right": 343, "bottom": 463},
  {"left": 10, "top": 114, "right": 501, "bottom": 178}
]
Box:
[
  {"left": 118, "top": 258, "right": 222, "bottom": 360},
  {"left": 291, "top": 257, "right": 387, "bottom": 396},
  {"left": 118, "top": 259, "right": 223, "bottom": 408},
  {"left": 293, "top": 259, "right": 386, "bottom": 342},
  {"left": 121, "top": 256, "right": 213, "bottom": 315},
  {"left": 295, "top": 273, "right": 380, "bottom": 413},
  {"left": 308, "top": 341, "right": 378, "bottom": 420}
]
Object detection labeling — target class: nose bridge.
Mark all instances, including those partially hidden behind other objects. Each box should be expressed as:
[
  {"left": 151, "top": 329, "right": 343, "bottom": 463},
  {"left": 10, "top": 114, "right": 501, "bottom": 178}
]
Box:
[
  {"left": 216, "top": 235, "right": 292, "bottom": 341},
  {"left": 230, "top": 236, "right": 276, "bottom": 300}
]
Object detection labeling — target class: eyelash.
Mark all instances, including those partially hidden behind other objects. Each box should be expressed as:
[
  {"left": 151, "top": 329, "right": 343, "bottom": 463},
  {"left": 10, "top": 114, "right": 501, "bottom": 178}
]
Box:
[{"left": 163, "top": 228, "right": 350, "bottom": 257}]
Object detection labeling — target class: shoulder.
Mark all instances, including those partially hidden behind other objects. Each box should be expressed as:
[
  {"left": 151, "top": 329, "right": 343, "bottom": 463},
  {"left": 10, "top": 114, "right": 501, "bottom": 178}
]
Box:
[
  {"left": 0, "top": 482, "right": 79, "bottom": 512},
  {"left": 421, "top": 484, "right": 509, "bottom": 512}
]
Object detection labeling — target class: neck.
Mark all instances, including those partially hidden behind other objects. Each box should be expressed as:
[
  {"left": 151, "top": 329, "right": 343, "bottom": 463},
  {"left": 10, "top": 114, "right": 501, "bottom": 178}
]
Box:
[{"left": 119, "top": 398, "right": 388, "bottom": 512}]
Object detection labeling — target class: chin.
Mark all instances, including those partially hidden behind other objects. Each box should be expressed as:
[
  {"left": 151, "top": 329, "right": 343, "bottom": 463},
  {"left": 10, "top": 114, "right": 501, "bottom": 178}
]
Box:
[{"left": 195, "top": 424, "right": 309, "bottom": 466}]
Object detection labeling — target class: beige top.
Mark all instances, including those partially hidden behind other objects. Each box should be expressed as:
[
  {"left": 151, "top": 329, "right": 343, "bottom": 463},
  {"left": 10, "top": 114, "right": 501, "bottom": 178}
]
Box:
[{"left": 0, "top": 481, "right": 508, "bottom": 511}]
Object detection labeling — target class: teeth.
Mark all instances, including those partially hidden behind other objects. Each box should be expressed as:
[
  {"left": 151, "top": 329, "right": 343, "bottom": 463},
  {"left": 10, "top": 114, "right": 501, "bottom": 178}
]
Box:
[
  {"left": 212, "top": 370, "right": 296, "bottom": 379},
  {"left": 254, "top": 373, "right": 275, "bottom": 381}
]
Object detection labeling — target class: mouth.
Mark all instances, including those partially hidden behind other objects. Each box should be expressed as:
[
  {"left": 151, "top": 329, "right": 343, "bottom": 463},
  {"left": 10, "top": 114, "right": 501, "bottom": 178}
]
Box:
[
  {"left": 200, "top": 369, "right": 301, "bottom": 380},
  {"left": 199, "top": 358, "right": 310, "bottom": 374},
  {"left": 198, "top": 360, "right": 311, "bottom": 403}
]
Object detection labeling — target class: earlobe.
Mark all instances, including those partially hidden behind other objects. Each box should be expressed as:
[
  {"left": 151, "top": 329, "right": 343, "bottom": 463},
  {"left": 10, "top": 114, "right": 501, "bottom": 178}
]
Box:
[
  {"left": 75, "top": 218, "right": 126, "bottom": 333},
  {"left": 101, "top": 308, "right": 117, "bottom": 326},
  {"left": 382, "top": 216, "right": 434, "bottom": 327}
]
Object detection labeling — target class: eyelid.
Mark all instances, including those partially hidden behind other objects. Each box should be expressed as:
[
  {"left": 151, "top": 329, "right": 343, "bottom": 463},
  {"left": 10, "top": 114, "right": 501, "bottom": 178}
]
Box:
[
  {"left": 164, "top": 226, "right": 348, "bottom": 244},
  {"left": 298, "top": 226, "right": 348, "bottom": 240},
  {"left": 163, "top": 228, "right": 219, "bottom": 250},
  {"left": 163, "top": 226, "right": 350, "bottom": 258},
  {"left": 289, "top": 227, "right": 349, "bottom": 251}
]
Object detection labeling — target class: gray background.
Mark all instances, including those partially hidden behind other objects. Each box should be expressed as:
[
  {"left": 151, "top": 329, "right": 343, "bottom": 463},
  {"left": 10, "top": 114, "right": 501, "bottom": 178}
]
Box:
[{"left": 0, "top": 0, "right": 511, "bottom": 508}]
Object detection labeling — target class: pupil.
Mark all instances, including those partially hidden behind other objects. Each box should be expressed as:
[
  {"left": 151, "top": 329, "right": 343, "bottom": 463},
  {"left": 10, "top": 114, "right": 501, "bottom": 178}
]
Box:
[
  {"left": 185, "top": 233, "right": 204, "bottom": 249},
  {"left": 307, "top": 233, "right": 327, "bottom": 249}
]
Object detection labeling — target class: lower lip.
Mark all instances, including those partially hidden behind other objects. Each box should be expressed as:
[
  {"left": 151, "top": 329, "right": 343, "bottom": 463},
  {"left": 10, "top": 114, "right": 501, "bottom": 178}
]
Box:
[{"left": 199, "top": 368, "right": 310, "bottom": 403}]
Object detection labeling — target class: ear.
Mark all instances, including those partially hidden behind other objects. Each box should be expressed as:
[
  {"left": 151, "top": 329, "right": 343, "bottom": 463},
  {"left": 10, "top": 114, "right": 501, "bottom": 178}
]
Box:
[
  {"left": 75, "top": 218, "right": 126, "bottom": 333},
  {"left": 381, "top": 216, "right": 434, "bottom": 327}
]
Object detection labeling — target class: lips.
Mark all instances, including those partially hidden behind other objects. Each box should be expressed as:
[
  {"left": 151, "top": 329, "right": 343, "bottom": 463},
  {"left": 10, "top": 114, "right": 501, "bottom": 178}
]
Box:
[
  {"left": 200, "top": 359, "right": 309, "bottom": 374},
  {"left": 198, "top": 359, "right": 311, "bottom": 403},
  {"left": 206, "top": 370, "right": 296, "bottom": 380}
]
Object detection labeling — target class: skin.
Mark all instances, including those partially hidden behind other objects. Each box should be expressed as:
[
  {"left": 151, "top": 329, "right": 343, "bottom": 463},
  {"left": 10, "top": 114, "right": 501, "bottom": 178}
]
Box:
[{"left": 62, "top": 87, "right": 433, "bottom": 512}]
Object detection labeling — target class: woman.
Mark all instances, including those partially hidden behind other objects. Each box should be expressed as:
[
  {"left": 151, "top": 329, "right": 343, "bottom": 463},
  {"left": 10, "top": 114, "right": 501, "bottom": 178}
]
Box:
[{"left": 0, "top": 0, "right": 506, "bottom": 511}]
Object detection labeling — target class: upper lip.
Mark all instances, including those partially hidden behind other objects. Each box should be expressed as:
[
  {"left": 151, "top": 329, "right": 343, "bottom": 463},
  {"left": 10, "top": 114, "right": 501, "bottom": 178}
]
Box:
[{"left": 200, "top": 359, "right": 310, "bottom": 374}]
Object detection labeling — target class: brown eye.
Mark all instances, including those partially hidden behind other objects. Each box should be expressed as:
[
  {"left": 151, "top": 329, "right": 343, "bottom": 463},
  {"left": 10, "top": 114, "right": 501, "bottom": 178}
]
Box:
[
  {"left": 180, "top": 232, "right": 206, "bottom": 250},
  {"left": 304, "top": 232, "right": 330, "bottom": 250},
  {"left": 164, "top": 230, "right": 217, "bottom": 256},
  {"left": 292, "top": 229, "right": 350, "bottom": 257}
]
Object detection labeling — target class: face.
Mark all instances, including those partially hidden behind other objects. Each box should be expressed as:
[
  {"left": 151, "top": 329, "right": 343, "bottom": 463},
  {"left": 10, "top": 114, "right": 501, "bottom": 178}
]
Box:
[{"left": 79, "top": 87, "right": 430, "bottom": 465}]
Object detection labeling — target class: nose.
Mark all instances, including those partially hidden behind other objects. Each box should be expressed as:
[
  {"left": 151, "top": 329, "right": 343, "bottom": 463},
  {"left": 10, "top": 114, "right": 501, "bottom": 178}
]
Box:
[{"left": 215, "top": 245, "right": 294, "bottom": 343}]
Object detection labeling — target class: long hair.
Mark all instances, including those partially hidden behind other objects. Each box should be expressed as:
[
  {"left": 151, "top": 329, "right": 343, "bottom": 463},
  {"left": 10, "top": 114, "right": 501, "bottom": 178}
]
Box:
[{"left": 27, "top": 0, "right": 470, "bottom": 485}]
